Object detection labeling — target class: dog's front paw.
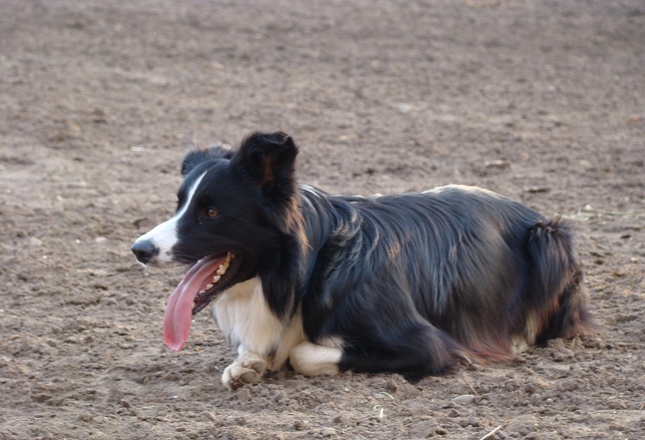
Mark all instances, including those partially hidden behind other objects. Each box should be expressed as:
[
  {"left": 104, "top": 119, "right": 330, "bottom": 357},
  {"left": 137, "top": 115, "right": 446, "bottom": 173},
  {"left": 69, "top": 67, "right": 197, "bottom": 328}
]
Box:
[{"left": 221, "top": 352, "right": 267, "bottom": 391}]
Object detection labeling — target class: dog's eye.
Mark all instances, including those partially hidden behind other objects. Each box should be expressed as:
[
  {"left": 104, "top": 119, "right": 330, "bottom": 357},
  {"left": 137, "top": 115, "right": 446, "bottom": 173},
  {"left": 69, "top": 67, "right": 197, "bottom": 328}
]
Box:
[{"left": 206, "top": 208, "right": 219, "bottom": 218}]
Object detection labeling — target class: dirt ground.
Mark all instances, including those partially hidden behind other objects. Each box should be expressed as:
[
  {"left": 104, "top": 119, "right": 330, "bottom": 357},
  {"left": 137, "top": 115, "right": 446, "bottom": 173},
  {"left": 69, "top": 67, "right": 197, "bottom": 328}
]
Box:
[{"left": 1, "top": 0, "right": 643, "bottom": 439}]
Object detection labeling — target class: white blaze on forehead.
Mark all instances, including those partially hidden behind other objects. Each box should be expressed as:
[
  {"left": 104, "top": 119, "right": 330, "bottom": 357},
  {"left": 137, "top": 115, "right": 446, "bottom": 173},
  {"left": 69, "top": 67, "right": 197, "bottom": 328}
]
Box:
[{"left": 135, "top": 171, "right": 206, "bottom": 263}]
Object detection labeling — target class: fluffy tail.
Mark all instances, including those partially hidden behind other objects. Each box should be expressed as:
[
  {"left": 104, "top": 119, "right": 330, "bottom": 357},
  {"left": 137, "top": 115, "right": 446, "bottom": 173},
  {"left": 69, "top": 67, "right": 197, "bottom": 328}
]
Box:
[{"left": 525, "top": 220, "right": 595, "bottom": 345}]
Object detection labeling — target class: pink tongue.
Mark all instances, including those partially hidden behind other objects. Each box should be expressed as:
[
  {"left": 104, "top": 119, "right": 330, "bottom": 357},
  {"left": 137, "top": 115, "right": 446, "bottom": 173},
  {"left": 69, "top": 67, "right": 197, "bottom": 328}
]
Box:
[{"left": 163, "top": 255, "right": 226, "bottom": 351}]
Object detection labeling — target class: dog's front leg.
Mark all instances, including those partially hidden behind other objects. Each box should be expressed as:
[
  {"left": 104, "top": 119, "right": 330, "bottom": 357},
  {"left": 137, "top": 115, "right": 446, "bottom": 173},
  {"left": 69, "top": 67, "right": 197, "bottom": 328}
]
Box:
[{"left": 221, "top": 346, "right": 268, "bottom": 391}]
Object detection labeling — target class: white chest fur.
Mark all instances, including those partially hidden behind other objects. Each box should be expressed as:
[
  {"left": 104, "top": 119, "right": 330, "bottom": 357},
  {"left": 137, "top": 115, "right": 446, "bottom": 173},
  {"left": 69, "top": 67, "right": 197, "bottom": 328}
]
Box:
[{"left": 211, "top": 276, "right": 304, "bottom": 371}]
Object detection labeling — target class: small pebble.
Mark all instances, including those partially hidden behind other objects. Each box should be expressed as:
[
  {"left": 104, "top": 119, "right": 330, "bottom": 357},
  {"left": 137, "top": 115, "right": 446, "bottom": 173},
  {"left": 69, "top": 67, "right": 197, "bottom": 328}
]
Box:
[
  {"left": 321, "top": 427, "right": 337, "bottom": 437},
  {"left": 452, "top": 394, "right": 476, "bottom": 405},
  {"left": 293, "top": 420, "right": 309, "bottom": 431}
]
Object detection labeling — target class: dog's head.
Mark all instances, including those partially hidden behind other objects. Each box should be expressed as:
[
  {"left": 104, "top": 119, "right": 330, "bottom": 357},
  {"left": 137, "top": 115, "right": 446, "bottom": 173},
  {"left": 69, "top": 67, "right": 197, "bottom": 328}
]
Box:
[{"left": 132, "top": 132, "right": 301, "bottom": 350}]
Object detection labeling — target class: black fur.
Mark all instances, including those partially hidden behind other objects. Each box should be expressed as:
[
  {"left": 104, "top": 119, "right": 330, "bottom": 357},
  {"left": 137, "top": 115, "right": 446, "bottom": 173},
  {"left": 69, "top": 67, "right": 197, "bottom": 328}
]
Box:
[{"left": 148, "top": 131, "right": 593, "bottom": 380}]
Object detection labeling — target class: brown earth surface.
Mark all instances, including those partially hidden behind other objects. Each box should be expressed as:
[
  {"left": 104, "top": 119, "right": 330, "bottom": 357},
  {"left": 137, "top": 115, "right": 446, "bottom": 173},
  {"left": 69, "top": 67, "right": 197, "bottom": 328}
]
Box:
[{"left": 1, "top": 1, "right": 644, "bottom": 439}]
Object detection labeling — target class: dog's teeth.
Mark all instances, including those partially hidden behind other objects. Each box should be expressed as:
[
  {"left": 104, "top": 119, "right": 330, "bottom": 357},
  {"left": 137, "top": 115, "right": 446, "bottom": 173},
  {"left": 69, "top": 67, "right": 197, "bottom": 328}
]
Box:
[
  {"left": 205, "top": 283, "right": 213, "bottom": 290},
  {"left": 212, "top": 254, "right": 232, "bottom": 280}
]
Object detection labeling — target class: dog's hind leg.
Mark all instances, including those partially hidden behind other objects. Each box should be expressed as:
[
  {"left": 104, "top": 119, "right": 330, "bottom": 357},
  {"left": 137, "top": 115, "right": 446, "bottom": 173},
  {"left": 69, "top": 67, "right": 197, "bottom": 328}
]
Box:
[
  {"left": 289, "top": 340, "right": 343, "bottom": 376},
  {"left": 221, "top": 346, "right": 268, "bottom": 391},
  {"left": 338, "top": 322, "right": 462, "bottom": 382}
]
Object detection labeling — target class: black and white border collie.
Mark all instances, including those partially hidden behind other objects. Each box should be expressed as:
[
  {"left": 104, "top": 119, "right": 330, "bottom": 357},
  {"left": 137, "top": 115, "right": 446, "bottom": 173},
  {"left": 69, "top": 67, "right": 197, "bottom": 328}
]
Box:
[{"left": 132, "top": 132, "right": 593, "bottom": 390}]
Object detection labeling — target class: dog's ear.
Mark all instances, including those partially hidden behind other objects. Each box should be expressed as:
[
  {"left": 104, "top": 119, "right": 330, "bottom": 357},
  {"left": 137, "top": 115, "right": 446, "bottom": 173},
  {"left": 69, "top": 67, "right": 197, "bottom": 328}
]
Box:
[
  {"left": 181, "top": 143, "right": 233, "bottom": 176},
  {"left": 234, "top": 132, "right": 298, "bottom": 190}
]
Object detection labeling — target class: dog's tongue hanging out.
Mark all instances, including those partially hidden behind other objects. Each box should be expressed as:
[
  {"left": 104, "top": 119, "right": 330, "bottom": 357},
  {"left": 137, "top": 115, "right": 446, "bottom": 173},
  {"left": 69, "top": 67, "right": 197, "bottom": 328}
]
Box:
[{"left": 163, "top": 255, "right": 228, "bottom": 351}]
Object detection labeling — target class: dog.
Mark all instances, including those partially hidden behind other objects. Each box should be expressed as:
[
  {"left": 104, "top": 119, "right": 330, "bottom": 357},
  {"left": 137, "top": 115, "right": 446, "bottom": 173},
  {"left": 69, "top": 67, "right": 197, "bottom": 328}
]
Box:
[{"left": 132, "top": 131, "right": 593, "bottom": 390}]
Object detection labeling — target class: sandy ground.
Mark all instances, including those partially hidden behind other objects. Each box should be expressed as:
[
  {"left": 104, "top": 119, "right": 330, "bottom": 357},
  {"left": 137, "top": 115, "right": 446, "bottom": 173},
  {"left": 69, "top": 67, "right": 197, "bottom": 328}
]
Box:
[{"left": 1, "top": 1, "right": 644, "bottom": 439}]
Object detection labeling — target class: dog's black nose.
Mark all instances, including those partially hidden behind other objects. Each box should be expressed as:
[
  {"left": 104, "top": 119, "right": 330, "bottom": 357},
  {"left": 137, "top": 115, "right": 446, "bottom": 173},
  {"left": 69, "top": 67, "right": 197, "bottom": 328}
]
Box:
[{"left": 131, "top": 239, "right": 158, "bottom": 265}]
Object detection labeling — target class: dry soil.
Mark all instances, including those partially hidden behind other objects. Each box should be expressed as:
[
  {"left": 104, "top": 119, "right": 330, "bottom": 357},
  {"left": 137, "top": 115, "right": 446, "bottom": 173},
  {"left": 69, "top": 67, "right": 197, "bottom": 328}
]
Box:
[{"left": 1, "top": 1, "right": 644, "bottom": 439}]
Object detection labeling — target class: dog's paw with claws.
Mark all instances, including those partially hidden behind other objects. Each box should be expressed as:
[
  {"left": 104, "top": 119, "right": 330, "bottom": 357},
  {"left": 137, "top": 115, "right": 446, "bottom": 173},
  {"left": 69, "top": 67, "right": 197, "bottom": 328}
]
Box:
[{"left": 221, "top": 352, "right": 267, "bottom": 391}]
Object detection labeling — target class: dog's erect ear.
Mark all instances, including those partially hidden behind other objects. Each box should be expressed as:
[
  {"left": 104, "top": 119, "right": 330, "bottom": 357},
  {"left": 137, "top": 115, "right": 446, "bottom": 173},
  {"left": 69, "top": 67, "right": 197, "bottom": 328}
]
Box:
[
  {"left": 234, "top": 132, "right": 298, "bottom": 189},
  {"left": 181, "top": 143, "right": 233, "bottom": 176}
]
